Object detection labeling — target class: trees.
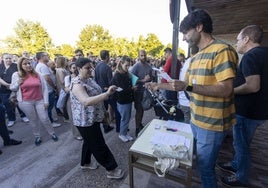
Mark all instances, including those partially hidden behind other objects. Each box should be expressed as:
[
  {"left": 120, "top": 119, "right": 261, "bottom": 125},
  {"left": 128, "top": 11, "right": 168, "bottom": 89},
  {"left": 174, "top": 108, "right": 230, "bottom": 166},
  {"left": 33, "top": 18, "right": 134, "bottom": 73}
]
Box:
[
  {"left": 76, "top": 24, "right": 114, "bottom": 57},
  {"left": 143, "top": 33, "right": 165, "bottom": 58},
  {"left": 1, "top": 20, "right": 185, "bottom": 59},
  {"left": 3, "top": 19, "right": 53, "bottom": 56}
]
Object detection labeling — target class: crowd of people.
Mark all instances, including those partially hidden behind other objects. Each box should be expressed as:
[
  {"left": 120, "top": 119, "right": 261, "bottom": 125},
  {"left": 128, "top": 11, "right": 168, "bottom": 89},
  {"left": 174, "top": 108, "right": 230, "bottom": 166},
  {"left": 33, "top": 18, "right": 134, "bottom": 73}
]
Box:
[
  {"left": 0, "top": 8, "right": 267, "bottom": 186},
  {"left": 0, "top": 46, "right": 158, "bottom": 179}
]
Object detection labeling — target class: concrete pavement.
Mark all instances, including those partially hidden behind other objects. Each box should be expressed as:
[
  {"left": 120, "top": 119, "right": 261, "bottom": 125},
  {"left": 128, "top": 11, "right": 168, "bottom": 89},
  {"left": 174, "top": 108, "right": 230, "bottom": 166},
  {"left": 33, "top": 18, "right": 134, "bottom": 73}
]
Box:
[
  {"left": 1, "top": 108, "right": 188, "bottom": 188},
  {"left": 2, "top": 107, "right": 267, "bottom": 188}
]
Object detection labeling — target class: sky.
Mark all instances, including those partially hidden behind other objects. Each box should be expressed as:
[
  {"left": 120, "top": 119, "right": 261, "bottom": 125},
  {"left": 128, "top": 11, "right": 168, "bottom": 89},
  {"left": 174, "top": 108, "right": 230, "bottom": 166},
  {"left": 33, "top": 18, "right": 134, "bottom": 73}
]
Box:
[{"left": 0, "top": 0, "right": 188, "bottom": 52}]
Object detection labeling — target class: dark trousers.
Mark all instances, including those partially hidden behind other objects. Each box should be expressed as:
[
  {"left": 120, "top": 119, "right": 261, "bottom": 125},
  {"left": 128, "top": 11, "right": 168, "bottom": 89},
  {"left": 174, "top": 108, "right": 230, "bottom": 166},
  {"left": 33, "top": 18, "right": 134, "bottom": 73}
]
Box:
[
  {"left": 0, "top": 93, "right": 26, "bottom": 121},
  {"left": 0, "top": 104, "right": 10, "bottom": 144},
  {"left": 104, "top": 98, "right": 121, "bottom": 131},
  {"left": 77, "top": 123, "right": 118, "bottom": 171},
  {"left": 48, "top": 91, "right": 56, "bottom": 123},
  {"left": 133, "top": 91, "right": 144, "bottom": 129}
]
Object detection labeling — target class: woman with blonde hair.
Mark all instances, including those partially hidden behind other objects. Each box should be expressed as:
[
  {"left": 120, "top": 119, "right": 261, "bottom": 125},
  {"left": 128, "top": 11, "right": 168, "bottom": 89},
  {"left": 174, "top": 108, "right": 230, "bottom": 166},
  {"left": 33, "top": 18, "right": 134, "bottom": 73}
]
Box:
[
  {"left": 10, "top": 57, "right": 58, "bottom": 146},
  {"left": 111, "top": 56, "right": 135, "bottom": 142}
]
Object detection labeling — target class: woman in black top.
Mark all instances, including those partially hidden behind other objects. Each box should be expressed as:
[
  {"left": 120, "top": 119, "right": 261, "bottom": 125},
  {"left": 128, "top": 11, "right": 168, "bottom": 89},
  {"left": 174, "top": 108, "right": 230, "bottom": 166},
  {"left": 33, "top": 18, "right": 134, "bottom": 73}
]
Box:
[{"left": 111, "top": 56, "right": 135, "bottom": 142}]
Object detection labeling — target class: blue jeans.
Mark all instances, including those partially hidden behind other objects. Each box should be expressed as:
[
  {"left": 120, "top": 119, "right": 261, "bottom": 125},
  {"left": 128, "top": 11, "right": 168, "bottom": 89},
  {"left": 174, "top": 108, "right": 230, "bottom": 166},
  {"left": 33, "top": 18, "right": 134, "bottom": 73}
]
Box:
[
  {"left": 48, "top": 91, "right": 56, "bottom": 123},
  {"left": 117, "top": 102, "right": 132, "bottom": 135},
  {"left": 191, "top": 122, "right": 227, "bottom": 188},
  {"left": 231, "top": 115, "right": 264, "bottom": 184}
]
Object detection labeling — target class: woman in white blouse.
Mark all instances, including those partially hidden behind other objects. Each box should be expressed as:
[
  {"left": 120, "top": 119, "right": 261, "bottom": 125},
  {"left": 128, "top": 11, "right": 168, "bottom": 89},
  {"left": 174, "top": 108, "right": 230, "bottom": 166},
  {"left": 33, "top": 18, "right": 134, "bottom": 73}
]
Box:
[{"left": 10, "top": 57, "right": 58, "bottom": 146}]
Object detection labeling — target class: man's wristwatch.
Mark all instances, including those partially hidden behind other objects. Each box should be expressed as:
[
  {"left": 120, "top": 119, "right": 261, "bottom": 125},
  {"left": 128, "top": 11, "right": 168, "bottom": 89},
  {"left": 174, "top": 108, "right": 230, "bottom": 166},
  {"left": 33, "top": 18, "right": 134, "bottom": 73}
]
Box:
[{"left": 186, "top": 85, "right": 193, "bottom": 92}]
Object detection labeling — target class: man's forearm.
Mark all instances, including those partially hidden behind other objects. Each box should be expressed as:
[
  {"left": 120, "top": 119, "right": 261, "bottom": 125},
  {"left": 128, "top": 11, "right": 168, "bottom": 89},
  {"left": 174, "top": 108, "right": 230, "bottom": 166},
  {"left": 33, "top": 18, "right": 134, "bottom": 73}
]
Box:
[{"left": 192, "top": 83, "right": 233, "bottom": 98}]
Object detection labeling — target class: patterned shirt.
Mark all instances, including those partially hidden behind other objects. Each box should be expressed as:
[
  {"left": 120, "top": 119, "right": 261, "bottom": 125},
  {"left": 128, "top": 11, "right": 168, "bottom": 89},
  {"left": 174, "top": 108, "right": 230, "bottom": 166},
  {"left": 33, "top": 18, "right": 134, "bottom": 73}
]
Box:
[
  {"left": 186, "top": 40, "right": 238, "bottom": 131},
  {"left": 70, "top": 76, "right": 105, "bottom": 127}
]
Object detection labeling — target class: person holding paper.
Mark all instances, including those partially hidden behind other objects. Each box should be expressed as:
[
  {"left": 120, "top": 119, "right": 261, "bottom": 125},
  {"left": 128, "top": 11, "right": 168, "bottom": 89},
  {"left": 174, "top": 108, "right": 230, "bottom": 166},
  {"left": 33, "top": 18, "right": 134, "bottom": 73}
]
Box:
[
  {"left": 70, "top": 57, "right": 124, "bottom": 179},
  {"left": 130, "top": 50, "right": 153, "bottom": 136},
  {"left": 161, "top": 47, "right": 181, "bottom": 100},
  {"left": 111, "top": 56, "right": 135, "bottom": 142},
  {"left": 146, "top": 9, "right": 238, "bottom": 187}
]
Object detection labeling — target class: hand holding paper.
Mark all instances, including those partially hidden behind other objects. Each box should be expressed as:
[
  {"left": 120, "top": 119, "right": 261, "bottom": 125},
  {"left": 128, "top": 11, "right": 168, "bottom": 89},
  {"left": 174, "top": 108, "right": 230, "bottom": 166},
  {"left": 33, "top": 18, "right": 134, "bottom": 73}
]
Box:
[
  {"left": 116, "top": 87, "right": 123, "bottom": 92},
  {"left": 130, "top": 73, "right": 139, "bottom": 86},
  {"left": 160, "top": 72, "right": 172, "bottom": 81}
]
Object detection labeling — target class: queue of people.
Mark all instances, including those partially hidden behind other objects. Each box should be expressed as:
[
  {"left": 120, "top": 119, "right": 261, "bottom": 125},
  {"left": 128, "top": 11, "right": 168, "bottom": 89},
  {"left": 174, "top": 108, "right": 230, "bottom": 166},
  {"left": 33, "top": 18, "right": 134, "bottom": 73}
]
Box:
[
  {"left": 0, "top": 47, "right": 155, "bottom": 180},
  {"left": 1, "top": 9, "right": 267, "bottom": 186}
]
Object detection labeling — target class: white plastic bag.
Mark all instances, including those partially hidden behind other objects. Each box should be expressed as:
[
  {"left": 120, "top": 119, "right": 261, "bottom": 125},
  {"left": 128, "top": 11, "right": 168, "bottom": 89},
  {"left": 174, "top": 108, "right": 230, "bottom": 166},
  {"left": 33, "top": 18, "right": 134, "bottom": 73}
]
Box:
[
  {"left": 152, "top": 145, "right": 188, "bottom": 177},
  {"left": 56, "top": 89, "right": 67, "bottom": 110}
]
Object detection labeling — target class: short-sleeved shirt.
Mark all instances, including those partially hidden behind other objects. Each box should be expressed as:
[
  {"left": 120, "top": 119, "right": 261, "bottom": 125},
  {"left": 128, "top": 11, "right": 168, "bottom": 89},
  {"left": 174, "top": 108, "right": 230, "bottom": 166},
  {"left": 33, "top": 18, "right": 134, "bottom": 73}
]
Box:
[
  {"left": 20, "top": 74, "right": 43, "bottom": 101},
  {"left": 35, "top": 62, "right": 55, "bottom": 93},
  {"left": 186, "top": 40, "right": 238, "bottom": 131},
  {"left": 130, "top": 61, "right": 153, "bottom": 92},
  {"left": 70, "top": 76, "right": 105, "bottom": 127},
  {"left": 234, "top": 46, "right": 268, "bottom": 120}
]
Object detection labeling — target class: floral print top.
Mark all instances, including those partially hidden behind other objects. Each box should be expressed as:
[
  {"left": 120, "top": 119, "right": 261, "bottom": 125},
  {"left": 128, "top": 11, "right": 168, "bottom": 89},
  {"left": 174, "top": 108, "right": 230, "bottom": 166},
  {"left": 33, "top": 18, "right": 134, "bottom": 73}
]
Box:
[{"left": 70, "top": 76, "right": 105, "bottom": 127}]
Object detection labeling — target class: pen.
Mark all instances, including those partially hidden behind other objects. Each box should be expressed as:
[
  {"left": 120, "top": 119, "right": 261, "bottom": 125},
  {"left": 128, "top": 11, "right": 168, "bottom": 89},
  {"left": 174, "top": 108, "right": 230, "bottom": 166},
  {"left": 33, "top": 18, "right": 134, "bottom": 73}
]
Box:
[{"left": 166, "top": 128, "right": 177, "bottom": 132}]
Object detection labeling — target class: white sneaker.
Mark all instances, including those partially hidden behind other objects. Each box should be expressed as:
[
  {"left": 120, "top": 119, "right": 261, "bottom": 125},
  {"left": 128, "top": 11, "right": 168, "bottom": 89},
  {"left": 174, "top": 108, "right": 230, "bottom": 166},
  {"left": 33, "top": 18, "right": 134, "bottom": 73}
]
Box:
[
  {"left": 21, "top": 117, "right": 30, "bottom": 123},
  {"left": 107, "top": 168, "right": 124, "bottom": 179},
  {"left": 80, "top": 161, "right": 98, "bottom": 170},
  {"left": 7, "top": 121, "right": 15, "bottom": 127},
  {"left": 119, "top": 135, "right": 129, "bottom": 142},
  {"left": 126, "top": 134, "right": 134, "bottom": 141},
  {"left": 51, "top": 122, "right": 62, "bottom": 128}
]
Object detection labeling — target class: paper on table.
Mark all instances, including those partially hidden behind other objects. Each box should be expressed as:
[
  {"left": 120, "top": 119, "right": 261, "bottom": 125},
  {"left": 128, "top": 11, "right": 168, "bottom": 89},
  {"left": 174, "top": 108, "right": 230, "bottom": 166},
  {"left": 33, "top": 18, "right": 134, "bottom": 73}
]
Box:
[
  {"left": 165, "top": 120, "right": 192, "bottom": 134},
  {"left": 130, "top": 73, "right": 139, "bottom": 86},
  {"left": 150, "top": 131, "right": 191, "bottom": 149}
]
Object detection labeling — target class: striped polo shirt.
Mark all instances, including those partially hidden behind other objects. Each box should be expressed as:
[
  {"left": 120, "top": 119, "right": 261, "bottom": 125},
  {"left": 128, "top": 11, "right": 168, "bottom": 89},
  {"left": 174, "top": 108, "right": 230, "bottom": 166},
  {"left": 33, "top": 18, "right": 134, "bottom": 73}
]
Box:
[{"left": 187, "top": 39, "right": 238, "bottom": 131}]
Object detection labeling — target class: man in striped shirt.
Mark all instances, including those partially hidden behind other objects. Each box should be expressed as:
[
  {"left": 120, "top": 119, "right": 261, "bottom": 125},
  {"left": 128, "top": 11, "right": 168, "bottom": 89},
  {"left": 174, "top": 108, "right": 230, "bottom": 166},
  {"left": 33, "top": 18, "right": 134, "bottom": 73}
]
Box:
[{"left": 146, "top": 9, "right": 238, "bottom": 187}]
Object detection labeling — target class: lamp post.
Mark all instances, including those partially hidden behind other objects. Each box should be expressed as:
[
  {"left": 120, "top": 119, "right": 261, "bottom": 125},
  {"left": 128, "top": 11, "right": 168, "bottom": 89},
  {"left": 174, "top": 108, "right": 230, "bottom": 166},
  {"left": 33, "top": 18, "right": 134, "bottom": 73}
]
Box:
[{"left": 170, "top": 0, "right": 181, "bottom": 80}]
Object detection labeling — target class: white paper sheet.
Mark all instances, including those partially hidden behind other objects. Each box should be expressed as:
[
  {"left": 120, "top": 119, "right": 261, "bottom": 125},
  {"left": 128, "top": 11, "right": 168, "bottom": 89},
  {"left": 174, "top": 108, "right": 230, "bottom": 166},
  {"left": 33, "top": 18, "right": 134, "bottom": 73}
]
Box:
[
  {"left": 159, "top": 72, "right": 172, "bottom": 81},
  {"left": 150, "top": 131, "right": 190, "bottom": 149},
  {"left": 165, "top": 120, "right": 192, "bottom": 134}
]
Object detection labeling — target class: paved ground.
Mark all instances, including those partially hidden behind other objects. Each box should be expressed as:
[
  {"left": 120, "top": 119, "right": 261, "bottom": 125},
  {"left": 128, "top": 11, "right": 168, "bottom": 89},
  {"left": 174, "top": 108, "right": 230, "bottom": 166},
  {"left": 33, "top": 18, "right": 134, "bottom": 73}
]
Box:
[
  {"left": 0, "top": 108, "right": 165, "bottom": 188},
  {"left": 1, "top": 107, "right": 267, "bottom": 188}
]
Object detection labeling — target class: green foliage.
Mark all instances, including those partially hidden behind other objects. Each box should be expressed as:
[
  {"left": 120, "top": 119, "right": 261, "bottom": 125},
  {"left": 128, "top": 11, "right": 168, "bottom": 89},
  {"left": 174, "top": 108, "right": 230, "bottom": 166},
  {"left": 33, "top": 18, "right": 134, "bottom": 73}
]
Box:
[
  {"left": 3, "top": 19, "right": 53, "bottom": 56},
  {"left": 144, "top": 33, "right": 165, "bottom": 58},
  {"left": 53, "top": 44, "right": 75, "bottom": 59},
  {"left": 76, "top": 24, "right": 114, "bottom": 57},
  {"left": 1, "top": 20, "right": 186, "bottom": 59}
]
